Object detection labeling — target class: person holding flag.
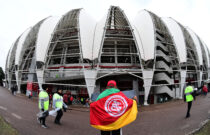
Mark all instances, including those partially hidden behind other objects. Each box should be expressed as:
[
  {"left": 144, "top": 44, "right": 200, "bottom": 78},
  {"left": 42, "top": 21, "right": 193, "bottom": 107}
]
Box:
[{"left": 90, "top": 80, "right": 138, "bottom": 135}]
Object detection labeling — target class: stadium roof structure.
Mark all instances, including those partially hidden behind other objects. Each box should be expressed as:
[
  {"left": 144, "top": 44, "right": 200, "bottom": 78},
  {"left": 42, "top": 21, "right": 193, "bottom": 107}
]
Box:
[{"left": 5, "top": 6, "right": 210, "bottom": 105}]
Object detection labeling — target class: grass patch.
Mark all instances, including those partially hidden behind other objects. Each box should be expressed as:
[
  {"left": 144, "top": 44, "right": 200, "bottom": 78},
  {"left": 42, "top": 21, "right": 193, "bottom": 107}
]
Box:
[
  {"left": 0, "top": 115, "right": 19, "bottom": 135},
  {"left": 194, "top": 121, "right": 210, "bottom": 135}
]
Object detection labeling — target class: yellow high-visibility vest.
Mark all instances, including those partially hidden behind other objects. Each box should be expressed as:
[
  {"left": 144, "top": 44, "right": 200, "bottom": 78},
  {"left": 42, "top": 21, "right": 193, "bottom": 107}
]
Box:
[
  {"left": 53, "top": 93, "right": 63, "bottom": 109},
  {"left": 39, "top": 91, "right": 49, "bottom": 111},
  {"left": 185, "top": 86, "right": 194, "bottom": 102}
]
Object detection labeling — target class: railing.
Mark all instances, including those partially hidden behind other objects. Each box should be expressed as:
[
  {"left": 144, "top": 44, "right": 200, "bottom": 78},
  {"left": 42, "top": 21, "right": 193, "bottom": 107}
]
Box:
[
  {"left": 155, "top": 61, "right": 171, "bottom": 70},
  {"left": 154, "top": 72, "right": 172, "bottom": 84}
]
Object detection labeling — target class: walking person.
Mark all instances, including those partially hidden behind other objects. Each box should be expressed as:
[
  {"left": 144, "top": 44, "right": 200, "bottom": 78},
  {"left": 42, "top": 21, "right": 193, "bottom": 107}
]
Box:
[
  {"left": 70, "top": 95, "right": 74, "bottom": 105},
  {"left": 85, "top": 98, "right": 90, "bottom": 107},
  {"left": 184, "top": 81, "right": 194, "bottom": 118},
  {"left": 49, "top": 93, "right": 53, "bottom": 107},
  {"left": 11, "top": 85, "right": 17, "bottom": 95},
  {"left": 53, "top": 89, "right": 68, "bottom": 125},
  {"left": 90, "top": 80, "right": 138, "bottom": 135},
  {"left": 27, "top": 89, "right": 32, "bottom": 99},
  {"left": 202, "top": 84, "right": 208, "bottom": 96},
  {"left": 37, "top": 88, "right": 49, "bottom": 128},
  {"left": 81, "top": 97, "right": 84, "bottom": 105},
  {"left": 63, "top": 93, "right": 68, "bottom": 105}
]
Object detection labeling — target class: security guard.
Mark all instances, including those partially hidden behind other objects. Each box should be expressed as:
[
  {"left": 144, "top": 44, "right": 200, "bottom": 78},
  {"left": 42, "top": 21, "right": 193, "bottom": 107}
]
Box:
[
  {"left": 53, "top": 89, "right": 67, "bottom": 125},
  {"left": 184, "top": 81, "right": 194, "bottom": 118},
  {"left": 38, "top": 88, "right": 49, "bottom": 128}
]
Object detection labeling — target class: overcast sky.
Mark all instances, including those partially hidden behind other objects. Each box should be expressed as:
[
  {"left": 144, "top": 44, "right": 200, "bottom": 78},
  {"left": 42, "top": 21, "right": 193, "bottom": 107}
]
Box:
[{"left": 0, "top": 0, "right": 210, "bottom": 71}]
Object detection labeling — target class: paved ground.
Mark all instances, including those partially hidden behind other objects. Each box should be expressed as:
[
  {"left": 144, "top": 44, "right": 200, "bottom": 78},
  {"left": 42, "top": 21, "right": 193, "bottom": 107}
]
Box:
[{"left": 0, "top": 86, "right": 210, "bottom": 135}]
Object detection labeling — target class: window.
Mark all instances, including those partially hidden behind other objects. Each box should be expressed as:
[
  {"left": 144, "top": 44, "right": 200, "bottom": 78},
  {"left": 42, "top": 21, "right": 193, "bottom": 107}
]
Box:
[
  {"left": 117, "top": 56, "right": 131, "bottom": 63},
  {"left": 50, "top": 57, "right": 61, "bottom": 65},
  {"left": 66, "top": 57, "right": 79, "bottom": 64},
  {"left": 117, "top": 45, "right": 130, "bottom": 53},
  {"left": 67, "top": 45, "right": 80, "bottom": 54},
  {"left": 132, "top": 56, "right": 140, "bottom": 64},
  {"left": 53, "top": 47, "right": 63, "bottom": 55},
  {"left": 101, "top": 56, "right": 115, "bottom": 63}
]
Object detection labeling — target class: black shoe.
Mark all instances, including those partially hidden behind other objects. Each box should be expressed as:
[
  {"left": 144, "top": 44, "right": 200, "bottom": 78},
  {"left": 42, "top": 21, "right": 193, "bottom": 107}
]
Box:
[
  {"left": 185, "top": 115, "right": 190, "bottom": 118},
  {"left": 54, "top": 121, "right": 61, "bottom": 125}
]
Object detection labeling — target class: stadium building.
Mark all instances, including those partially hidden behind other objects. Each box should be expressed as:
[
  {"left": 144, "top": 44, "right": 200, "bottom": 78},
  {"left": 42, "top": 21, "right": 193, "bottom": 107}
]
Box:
[{"left": 5, "top": 6, "right": 210, "bottom": 105}]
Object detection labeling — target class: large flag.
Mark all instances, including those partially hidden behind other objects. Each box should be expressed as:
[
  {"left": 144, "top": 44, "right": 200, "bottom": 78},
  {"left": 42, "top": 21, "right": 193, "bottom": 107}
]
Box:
[{"left": 90, "top": 92, "right": 138, "bottom": 131}]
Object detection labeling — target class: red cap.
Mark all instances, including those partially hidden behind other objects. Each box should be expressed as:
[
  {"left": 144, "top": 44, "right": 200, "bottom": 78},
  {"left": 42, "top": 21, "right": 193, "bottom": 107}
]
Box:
[{"left": 107, "top": 80, "right": 117, "bottom": 87}]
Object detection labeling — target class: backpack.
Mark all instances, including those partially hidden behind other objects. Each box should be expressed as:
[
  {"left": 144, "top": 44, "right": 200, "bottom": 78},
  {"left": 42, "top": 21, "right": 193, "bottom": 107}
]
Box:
[{"left": 70, "top": 96, "right": 74, "bottom": 101}]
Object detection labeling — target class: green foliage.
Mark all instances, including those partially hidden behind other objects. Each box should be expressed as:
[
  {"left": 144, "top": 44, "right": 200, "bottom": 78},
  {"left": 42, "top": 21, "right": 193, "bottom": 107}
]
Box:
[
  {"left": 0, "top": 116, "right": 19, "bottom": 135},
  {"left": 0, "top": 67, "right": 5, "bottom": 80},
  {"left": 194, "top": 121, "right": 210, "bottom": 135}
]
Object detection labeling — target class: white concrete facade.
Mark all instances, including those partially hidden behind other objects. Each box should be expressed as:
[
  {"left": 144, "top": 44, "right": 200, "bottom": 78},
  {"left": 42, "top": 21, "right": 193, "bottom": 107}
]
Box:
[{"left": 5, "top": 6, "right": 210, "bottom": 105}]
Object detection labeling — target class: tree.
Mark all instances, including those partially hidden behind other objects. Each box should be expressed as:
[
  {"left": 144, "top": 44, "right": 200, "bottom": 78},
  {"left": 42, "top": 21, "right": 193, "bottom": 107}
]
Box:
[{"left": 0, "top": 67, "right": 5, "bottom": 86}]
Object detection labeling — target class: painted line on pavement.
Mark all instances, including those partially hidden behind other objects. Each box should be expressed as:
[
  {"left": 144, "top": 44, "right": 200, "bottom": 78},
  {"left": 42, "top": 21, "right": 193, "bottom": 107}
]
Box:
[
  {"left": 180, "top": 124, "right": 190, "bottom": 130},
  {"left": 11, "top": 113, "right": 22, "bottom": 120},
  {"left": 0, "top": 106, "right": 7, "bottom": 111}
]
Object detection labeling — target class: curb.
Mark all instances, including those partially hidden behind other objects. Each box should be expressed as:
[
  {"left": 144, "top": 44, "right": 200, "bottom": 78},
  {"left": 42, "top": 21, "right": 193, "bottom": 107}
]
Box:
[{"left": 186, "top": 118, "right": 210, "bottom": 135}]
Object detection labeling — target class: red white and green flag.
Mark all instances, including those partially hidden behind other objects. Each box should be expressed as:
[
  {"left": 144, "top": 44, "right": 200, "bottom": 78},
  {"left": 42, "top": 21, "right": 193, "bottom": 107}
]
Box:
[{"left": 90, "top": 92, "right": 138, "bottom": 131}]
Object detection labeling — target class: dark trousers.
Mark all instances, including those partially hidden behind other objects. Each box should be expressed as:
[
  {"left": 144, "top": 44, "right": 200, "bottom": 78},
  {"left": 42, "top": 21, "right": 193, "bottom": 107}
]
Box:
[
  {"left": 39, "top": 111, "right": 48, "bottom": 125},
  {"left": 186, "top": 101, "right": 192, "bottom": 118},
  {"left": 11, "top": 90, "right": 15, "bottom": 95},
  {"left": 40, "top": 117, "right": 46, "bottom": 125},
  {"left": 55, "top": 109, "right": 63, "bottom": 123},
  {"left": 204, "top": 92, "right": 207, "bottom": 96},
  {"left": 101, "top": 129, "right": 122, "bottom": 135}
]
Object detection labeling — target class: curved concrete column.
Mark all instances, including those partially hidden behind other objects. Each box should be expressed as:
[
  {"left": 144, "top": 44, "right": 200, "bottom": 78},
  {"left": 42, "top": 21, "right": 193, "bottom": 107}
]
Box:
[
  {"left": 180, "top": 70, "right": 186, "bottom": 99},
  {"left": 84, "top": 70, "right": 97, "bottom": 98},
  {"left": 143, "top": 70, "right": 154, "bottom": 106},
  {"left": 15, "top": 71, "right": 21, "bottom": 93}
]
